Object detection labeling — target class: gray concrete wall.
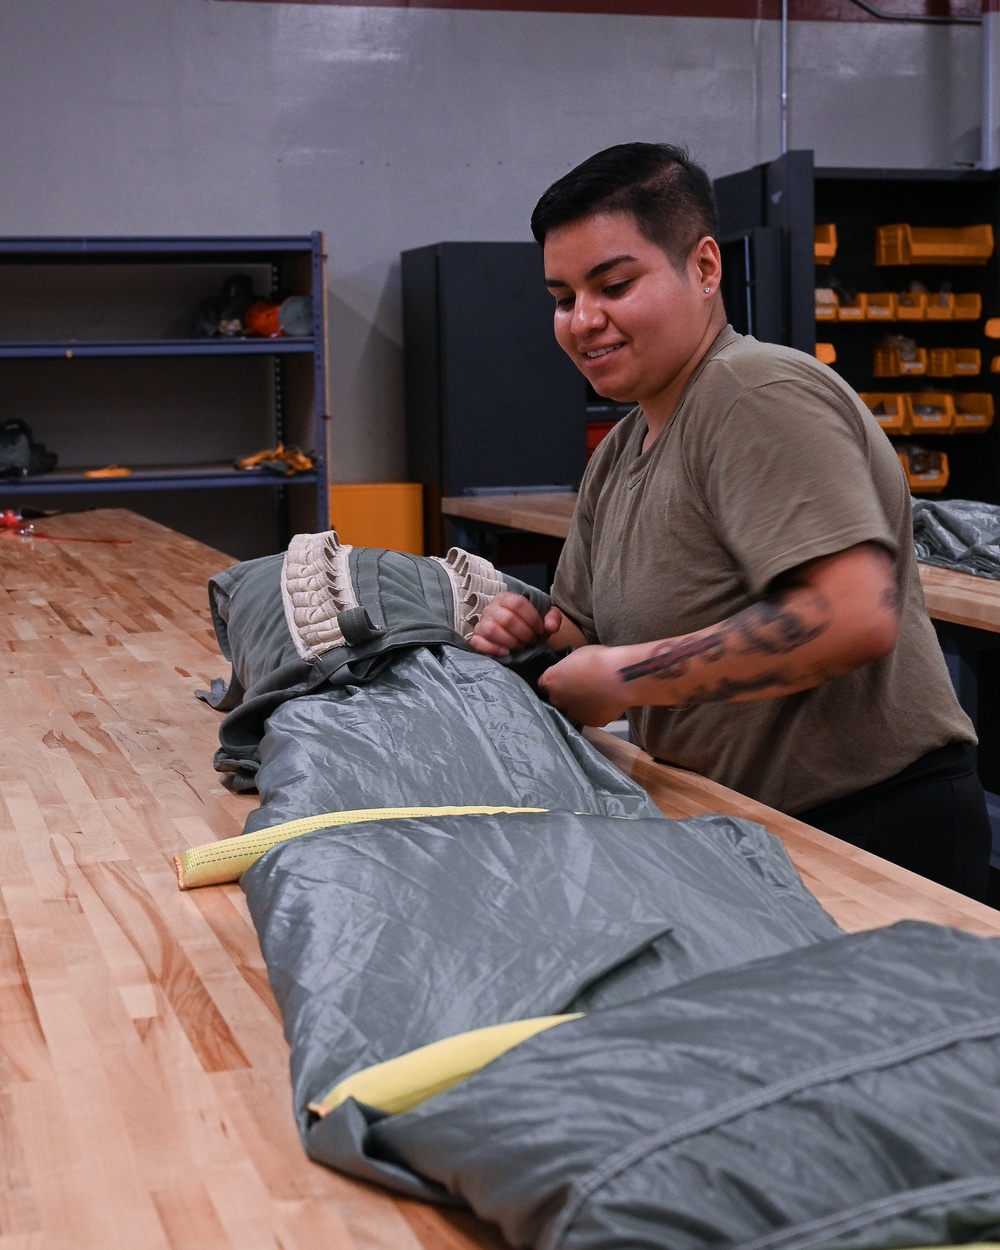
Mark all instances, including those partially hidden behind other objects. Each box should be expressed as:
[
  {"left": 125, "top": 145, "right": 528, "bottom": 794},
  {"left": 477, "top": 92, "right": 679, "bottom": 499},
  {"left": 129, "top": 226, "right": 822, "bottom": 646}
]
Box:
[{"left": 0, "top": 1, "right": 985, "bottom": 481}]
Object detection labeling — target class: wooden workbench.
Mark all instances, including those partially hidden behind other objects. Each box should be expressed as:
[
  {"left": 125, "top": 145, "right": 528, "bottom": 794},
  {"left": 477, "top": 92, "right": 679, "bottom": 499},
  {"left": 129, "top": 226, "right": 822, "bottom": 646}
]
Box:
[
  {"left": 3, "top": 508, "right": 999, "bottom": 1250},
  {"left": 442, "top": 491, "right": 1000, "bottom": 635}
]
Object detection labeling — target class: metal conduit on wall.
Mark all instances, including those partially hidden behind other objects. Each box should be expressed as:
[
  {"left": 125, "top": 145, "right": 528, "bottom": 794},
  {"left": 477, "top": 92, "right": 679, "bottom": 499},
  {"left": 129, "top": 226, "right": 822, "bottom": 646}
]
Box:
[{"left": 781, "top": 1, "right": 997, "bottom": 170}]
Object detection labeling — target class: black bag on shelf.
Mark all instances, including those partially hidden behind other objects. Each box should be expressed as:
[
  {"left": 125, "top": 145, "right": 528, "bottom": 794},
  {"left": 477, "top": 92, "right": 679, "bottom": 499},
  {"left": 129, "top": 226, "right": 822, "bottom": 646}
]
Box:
[{"left": 0, "top": 419, "right": 58, "bottom": 479}]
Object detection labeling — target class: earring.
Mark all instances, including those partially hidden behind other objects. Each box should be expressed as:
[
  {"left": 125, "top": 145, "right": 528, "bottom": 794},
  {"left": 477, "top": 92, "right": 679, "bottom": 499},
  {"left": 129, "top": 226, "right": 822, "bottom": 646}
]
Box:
[{"left": 704, "top": 287, "right": 711, "bottom": 294}]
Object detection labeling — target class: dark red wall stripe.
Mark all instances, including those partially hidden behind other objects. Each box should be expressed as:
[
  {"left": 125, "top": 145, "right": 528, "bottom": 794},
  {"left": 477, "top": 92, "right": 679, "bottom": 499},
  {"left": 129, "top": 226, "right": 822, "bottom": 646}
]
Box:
[{"left": 213, "top": 0, "right": 983, "bottom": 19}]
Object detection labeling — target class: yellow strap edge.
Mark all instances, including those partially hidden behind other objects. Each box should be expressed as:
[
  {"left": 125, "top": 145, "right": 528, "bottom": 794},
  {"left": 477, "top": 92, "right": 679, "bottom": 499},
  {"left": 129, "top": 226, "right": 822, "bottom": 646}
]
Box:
[
  {"left": 174, "top": 805, "right": 547, "bottom": 890},
  {"left": 309, "top": 1013, "right": 583, "bottom": 1118}
]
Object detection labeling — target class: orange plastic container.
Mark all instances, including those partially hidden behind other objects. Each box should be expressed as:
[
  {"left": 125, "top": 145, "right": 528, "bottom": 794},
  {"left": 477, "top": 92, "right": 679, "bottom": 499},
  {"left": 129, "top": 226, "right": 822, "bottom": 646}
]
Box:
[
  {"left": 923, "top": 291, "right": 955, "bottom": 321},
  {"left": 815, "top": 289, "right": 839, "bottom": 321},
  {"left": 858, "top": 391, "right": 908, "bottom": 435},
  {"left": 905, "top": 392, "right": 956, "bottom": 433},
  {"left": 952, "top": 393, "right": 995, "bottom": 432},
  {"left": 874, "top": 346, "right": 927, "bottom": 377},
  {"left": 328, "top": 482, "right": 424, "bottom": 555},
  {"left": 895, "top": 291, "right": 927, "bottom": 321},
  {"left": 898, "top": 449, "right": 949, "bottom": 493},
  {"left": 837, "top": 293, "right": 867, "bottom": 321},
  {"left": 815, "top": 343, "right": 837, "bottom": 366},
  {"left": 814, "top": 224, "right": 837, "bottom": 265},
  {"left": 927, "top": 348, "right": 981, "bottom": 378},
  {"left": 876, "top": 224, "right": 994, "bottom": 265},
  {"left": 952, "top": 293, "right": 983, "bottom": 321},
  {"left": 865, "top": 293, "right": 897, "bottom": 321}
]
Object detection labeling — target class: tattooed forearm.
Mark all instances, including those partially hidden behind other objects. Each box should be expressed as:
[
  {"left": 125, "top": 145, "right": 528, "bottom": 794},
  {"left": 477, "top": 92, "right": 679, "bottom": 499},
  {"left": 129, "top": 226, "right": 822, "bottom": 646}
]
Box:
[{"left": 619, "top": 589, "right": 832, "bottom": 686}]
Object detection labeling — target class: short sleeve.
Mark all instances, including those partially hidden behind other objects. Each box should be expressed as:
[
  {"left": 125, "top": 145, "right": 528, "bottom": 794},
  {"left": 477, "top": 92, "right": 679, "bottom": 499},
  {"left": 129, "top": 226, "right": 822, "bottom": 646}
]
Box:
[
  {"left": 551, "top": 480, "right": 599, "bottom": 643},
  {"left": 698, "top": 377, "right": 898, "bottom": 598}
]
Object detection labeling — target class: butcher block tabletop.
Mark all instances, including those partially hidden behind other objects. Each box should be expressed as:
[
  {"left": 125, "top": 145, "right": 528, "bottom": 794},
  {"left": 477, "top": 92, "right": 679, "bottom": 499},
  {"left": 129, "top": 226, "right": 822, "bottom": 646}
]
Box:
[{"left": 2, "top": 508, "right": 998, "bottom": 1250}]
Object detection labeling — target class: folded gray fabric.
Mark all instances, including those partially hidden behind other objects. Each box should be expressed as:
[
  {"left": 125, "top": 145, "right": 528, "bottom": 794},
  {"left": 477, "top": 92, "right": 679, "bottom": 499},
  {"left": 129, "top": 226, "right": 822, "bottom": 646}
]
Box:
[
  {"left": 912, "top": 496, "right": 1000, "bottom": 579},
  {"left": 364, "top": 921, "right": 1000, "bottom": 1250},
  {"left": 239, "top": 809, "right": 840, "bottom": 1166}
]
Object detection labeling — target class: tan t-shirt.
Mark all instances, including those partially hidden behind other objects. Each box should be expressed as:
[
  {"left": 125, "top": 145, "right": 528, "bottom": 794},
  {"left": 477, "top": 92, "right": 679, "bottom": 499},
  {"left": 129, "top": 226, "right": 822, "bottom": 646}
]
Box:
[{"left": 552, "top": 325, "right": 973, "bottom": 814}]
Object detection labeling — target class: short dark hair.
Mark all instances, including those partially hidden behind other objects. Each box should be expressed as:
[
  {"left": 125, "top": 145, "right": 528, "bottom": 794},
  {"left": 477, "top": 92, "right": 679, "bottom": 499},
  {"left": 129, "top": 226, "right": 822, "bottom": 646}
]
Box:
[{"left": 530, "top": 142, "right": 719, "bottom": 269}]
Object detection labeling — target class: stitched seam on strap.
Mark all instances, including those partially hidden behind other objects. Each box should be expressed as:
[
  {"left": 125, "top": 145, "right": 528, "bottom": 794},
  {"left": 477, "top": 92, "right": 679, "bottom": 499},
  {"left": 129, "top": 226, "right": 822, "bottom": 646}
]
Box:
[
  {"left": 351, "top": 548, "right": 387, "bottom": 634},
  {"left": 735, "top": 1176, "right": 1000, "bottom": 1250},
  {"left": 543, "top": 1015, "right": 1000, "bottom": 1250}
]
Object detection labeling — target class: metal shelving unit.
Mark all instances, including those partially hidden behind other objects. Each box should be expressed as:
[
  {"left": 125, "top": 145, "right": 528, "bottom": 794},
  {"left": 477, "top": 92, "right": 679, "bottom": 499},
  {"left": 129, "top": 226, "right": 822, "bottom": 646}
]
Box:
[{"left": 0, "top": 234, "right": 329, "bottom": 558}]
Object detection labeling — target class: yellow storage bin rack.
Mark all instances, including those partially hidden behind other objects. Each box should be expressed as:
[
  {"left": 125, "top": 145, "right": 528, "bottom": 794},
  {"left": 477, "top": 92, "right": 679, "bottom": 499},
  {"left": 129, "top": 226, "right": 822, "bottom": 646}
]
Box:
[
  {"left": 928, "top": 348, "right": 981, "bottom": 378},
  {"left": 953, "top": 393, "right": 995, "bottom": 433},
  {"left": 923, "top": 291, "right": 955, "bottom": 321},
  {"left": 865, "top": 293, "right": 897, "bottom": 321},
  {"left": 906, "top": 392, "right": 956, "bottom": 434},
  {"left": 814, "top": 223, "right": 837, "bottom": 264},
  {"left": 898, "top": 448, "right": 949, "bottom": 493},
  {"left": 858, "top": 392, "right": 908, "bottom": 435},
  {"left": 876, "top": 224, "right": 994, "bottom": 266},
  {"left": 874, "top": 345, "right": 927, "bottom": 377}
]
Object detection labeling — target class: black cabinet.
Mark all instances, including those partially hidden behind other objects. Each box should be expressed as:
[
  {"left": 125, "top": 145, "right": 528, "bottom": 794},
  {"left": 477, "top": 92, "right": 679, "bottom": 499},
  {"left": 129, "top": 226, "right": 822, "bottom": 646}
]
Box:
[
  {"left": 402, "top": 242, "right": 587, "bottom": 556},
  {"left": 0, "top": 235, "right": 329, "bottom": 559}
]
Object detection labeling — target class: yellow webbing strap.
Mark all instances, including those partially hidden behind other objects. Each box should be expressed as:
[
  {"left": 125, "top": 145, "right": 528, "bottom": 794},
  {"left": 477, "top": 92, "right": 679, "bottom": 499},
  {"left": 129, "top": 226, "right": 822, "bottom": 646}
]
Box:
[
  {"left": 308, "top": 1014, "right": 582, "bottom": 1118},
  {"left": 173, "top": 805, "right": 546, "bottom": 890}
]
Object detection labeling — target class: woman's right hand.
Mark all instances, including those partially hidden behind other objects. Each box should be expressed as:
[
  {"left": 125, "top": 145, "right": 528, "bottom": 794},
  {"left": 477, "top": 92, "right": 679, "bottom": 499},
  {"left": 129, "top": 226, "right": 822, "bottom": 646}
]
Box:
[{"left": 469, "top": 592, "right": 565, "bottom": 658}]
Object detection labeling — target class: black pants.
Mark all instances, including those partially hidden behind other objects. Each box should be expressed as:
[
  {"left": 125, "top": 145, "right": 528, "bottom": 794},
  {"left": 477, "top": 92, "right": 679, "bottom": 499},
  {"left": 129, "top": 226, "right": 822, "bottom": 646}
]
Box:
[{"left": 795, "top": 741, "right": 993, "bottom": 903}]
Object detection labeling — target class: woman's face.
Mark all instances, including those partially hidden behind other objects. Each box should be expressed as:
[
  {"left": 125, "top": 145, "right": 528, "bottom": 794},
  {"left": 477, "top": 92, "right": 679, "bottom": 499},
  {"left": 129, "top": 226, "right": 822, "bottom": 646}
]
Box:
[{"left": 542, "top": 211, "right": 721, "bottom": 420}]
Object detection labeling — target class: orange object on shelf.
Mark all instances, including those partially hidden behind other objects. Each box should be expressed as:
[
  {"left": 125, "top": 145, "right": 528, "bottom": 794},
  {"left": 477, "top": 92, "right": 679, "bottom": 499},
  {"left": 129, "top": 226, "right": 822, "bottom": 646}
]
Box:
[
  {"left": 866, "top": 293, "right": 897, "bottom": 321},
  {"left": 837, "top": 293, "right": 867, "bottom": 321},
  {"left": 952, "top": 293, "right": 983, "bottom": 320},
  {"left": 874, "top": 345, "right": 927, "bottom": 377},
  {"left": 906, "top": 392, "right": 956, "bottom": 434},
  {"left": 953, "top": 393, "right": 995, "bottom": 432},
  {"left": 328, "top": 482, "right": 424, "bottom": 554},
  {"left": 876, "top": 223, "right": 994, "bottom": 266},
  {"left": 895, "top": 291, "right": 927, "bottom": 321},
  {"left": 858, "top": 391, "right": 908, "bottom": 435},
  {"left": 814, "top": 223, "right": 837, "bottom": 264},
  {"left": 927, "top": 348, "right": 981, "bottom": 378},
  {"left": 84, "top": 464, "right": 131, "bottom": 478},
  {"left": 814, "top": 288, "right": 839, "bottom": 320},
  {"left": 815, "top": 343, "right": 836, "bottom": 366},
  {"left": 898, "top": 447, "right": 949, "bottom": 493}
]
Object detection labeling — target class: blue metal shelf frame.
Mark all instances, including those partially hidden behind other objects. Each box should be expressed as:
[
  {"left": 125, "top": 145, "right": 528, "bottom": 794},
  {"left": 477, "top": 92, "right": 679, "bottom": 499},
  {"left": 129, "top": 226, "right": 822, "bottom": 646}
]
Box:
[{"left": 0, "top": 234, "right": 330, "bottom": 545}]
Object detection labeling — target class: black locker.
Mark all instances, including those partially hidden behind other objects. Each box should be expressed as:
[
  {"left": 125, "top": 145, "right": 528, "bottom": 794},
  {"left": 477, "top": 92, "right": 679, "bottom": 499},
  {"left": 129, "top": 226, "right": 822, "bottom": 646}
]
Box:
[{"left": 402, "top": 242, "right": 587, "bottom": 555}]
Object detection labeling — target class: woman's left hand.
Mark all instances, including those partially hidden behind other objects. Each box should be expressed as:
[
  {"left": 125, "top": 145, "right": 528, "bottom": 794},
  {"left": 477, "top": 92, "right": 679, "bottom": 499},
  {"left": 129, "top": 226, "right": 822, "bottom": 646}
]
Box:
[{"left": 537, "top": 645, "right": 629, "bottom": 726}]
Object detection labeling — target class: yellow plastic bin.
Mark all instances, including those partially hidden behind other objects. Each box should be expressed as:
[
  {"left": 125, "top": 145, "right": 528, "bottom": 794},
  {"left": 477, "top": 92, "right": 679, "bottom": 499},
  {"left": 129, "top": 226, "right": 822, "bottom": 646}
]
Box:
[
  {"left": 866, "top": 293, "right": 897, "bottom": 321},
  {"left": 952, "top": 293, "right": 983, "bottom": 321},
  {"left": 953, "top": 393, "right": 995, "bottom": 433},
  {"left": 814, "top": 224, "right": 838, "bottom": 265},
  {"left": 906, "top": 392, "right": 956, "bottom": 434},
  {"left": 858, "top": 392, "right": 908, "bottom": 435},
  {"left": 928, "top": 349, "right": 981, "bottom": 378},
  {"left": 895, "top": 291, "right": 927, "bottom": 321},
  {"left": 874, "top": 346, "right": 927, "bottom": 377},
  {"left": 876, "top": 224, "right": 994, "bottom": 265},
  {"left": 898, "top": 449, "right": 949, "bottom": 494},
  {"left": 837, "top": 293, "right": 868, "bottom": 321},
  {"left": 328, "top": 482, "right": 425, "bottom": 555}
]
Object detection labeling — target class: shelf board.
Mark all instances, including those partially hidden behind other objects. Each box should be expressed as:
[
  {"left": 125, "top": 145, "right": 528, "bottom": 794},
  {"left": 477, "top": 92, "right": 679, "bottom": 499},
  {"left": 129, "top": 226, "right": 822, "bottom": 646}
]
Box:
[
  {"left": 0, "top": 236, "right": 321, "bottom": 264},
  {"left": 0, "top": 337, "right": 315, "bottom": 360},
  {"left": 0, "top": 463, "right": 320, "bottom": 494}
]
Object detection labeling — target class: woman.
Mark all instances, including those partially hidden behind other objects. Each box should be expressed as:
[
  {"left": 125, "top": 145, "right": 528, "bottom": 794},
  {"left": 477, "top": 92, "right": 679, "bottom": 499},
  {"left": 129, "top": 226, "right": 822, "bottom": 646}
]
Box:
[{"left": 471, "top": 141, "right": 991, "bottom": 900}]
